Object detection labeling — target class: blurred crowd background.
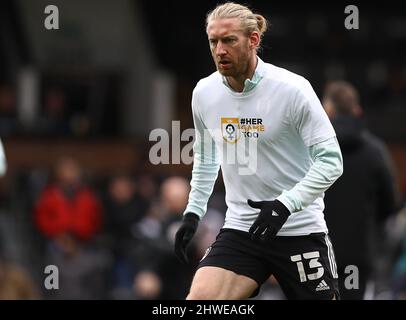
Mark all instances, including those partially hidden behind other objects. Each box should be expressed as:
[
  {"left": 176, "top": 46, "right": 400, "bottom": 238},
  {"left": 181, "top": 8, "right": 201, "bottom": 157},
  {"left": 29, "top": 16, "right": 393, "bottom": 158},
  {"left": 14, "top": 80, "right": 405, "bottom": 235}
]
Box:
[{"left": 0, "top": 0, "right": 406, "bottom": 299}]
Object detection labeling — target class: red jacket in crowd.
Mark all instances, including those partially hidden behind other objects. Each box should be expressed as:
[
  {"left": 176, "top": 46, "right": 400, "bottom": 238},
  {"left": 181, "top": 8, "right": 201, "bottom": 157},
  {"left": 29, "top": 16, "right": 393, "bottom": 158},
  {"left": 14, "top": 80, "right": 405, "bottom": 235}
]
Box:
[{"left": 34, "top": 185, "right": 102, "bottom": 241}]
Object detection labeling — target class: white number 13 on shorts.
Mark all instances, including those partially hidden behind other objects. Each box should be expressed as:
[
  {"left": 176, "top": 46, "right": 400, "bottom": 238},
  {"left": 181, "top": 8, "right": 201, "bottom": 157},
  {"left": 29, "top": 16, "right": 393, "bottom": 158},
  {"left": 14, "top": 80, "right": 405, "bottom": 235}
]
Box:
[{"left": 290, "top": 251, "right": 324, "bottom": 282}]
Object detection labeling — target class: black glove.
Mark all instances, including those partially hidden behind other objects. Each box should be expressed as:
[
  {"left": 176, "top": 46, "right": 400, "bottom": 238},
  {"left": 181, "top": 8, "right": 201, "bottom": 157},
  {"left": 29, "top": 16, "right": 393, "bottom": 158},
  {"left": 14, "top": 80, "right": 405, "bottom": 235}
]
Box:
[
  {"left": 174, "top": 212, "right": 200, "bottom": 264},
  {"left": 247, "top": 199, "right": 290, "bottom": 241}
]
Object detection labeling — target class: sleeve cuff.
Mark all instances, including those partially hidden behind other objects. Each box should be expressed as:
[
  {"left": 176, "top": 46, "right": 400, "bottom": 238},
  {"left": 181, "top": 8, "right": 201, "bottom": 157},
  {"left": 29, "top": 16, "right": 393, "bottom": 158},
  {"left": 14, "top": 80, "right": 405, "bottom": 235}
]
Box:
[
  {"left": 276, "top": 192, "right": 297, "bottom": 213},
  {"left": 184, "top": 204, "right": 205, "bottom": 219}
]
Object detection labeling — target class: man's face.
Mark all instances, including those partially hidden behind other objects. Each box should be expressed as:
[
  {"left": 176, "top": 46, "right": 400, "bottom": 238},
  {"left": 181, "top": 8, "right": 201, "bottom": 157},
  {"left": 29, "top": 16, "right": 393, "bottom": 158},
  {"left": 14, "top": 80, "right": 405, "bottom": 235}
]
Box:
[{"left": 207, "top": 18, "right": 255, "bottom": 77}]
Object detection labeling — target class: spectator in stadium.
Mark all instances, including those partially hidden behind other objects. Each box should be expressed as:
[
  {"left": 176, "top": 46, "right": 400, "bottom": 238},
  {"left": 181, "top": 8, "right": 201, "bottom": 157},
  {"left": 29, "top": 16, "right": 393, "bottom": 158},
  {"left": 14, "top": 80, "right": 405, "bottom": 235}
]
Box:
[
  {"left": 104, "top": 174, "right": 148, "bottom": 254},
  {"left": 38, "top": 87, "right": 71, "bottom": 136},
  {"left": 102, "top": 174, "right": 150, "bottom": 299},
  {"left": 109, "top": 176, "right": 196, "bottom": 299},
  {"left": 33, "top": 157, "right": 107, "bottom": 299},
  {"left": 322, "top": 80, "right": 400, "bottom": 299},
  {"left": 151, "top": 176, "right": 196, "bottom": 299},
  {"left": 34, "top": 156, "right": 102, "bottom": 241}
]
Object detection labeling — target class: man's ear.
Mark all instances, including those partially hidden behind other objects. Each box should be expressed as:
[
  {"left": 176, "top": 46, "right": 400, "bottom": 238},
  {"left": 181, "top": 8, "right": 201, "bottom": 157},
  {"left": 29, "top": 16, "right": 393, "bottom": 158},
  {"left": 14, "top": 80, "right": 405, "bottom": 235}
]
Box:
[{"left": 249, "top": 31, "right": 260, "bottom": 49}]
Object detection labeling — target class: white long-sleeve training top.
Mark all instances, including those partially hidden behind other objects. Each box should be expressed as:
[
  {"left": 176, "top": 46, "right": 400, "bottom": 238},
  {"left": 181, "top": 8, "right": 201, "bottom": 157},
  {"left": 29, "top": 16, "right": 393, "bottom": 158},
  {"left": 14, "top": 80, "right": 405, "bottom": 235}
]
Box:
[{"left": 185, "top": 57, "right": 343, "bottom": 236}]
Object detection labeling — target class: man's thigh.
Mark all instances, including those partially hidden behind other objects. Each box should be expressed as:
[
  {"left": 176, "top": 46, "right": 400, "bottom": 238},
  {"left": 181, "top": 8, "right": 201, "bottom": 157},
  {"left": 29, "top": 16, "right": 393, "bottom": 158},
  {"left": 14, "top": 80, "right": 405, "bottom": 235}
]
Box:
[
  {"left": 268, "top": 233, "right": 340, "bottom": 300},
  {"left": 187, "top": 266, "right": 258, "bottom": 300},
  {"left": 190, "top": 229, "right": 271, "bottom": 299}
]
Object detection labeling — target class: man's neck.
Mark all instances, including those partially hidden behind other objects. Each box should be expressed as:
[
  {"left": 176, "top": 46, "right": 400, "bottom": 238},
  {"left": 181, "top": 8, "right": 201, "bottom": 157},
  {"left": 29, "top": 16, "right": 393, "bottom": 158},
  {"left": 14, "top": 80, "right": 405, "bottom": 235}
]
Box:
[{"left": 226, "top": 55, "right": 258, "bottom": 92}]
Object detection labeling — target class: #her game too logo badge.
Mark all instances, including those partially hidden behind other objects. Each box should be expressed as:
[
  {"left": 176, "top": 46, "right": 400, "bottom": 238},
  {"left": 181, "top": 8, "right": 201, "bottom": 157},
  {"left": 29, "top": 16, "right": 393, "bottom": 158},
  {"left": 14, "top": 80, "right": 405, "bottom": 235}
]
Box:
[{"left": 221, "top": 118, "right": 240, "bottom": 144}]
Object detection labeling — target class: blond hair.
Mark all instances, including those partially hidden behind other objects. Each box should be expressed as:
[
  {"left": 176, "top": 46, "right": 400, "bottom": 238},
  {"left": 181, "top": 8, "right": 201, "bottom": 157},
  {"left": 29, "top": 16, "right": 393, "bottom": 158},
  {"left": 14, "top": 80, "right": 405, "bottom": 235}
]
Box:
[{"left": 206, "top": 2, "right": 269, "bottom": 47}]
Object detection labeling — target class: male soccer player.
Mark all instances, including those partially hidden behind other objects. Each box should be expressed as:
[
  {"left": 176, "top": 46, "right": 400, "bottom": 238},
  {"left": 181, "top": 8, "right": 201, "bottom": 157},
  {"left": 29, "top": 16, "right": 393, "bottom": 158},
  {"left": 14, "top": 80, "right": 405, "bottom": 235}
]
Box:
[{"left": 175, "top": 2, "right": 343, "bottom": 300}]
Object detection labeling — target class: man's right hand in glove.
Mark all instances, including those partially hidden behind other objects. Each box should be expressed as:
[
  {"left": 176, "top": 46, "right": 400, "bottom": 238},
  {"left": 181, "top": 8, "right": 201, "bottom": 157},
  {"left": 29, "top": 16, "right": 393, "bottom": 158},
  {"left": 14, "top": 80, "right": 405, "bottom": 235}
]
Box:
[{"left": 174, "top": 212, "right": 200, "bottom": 264}]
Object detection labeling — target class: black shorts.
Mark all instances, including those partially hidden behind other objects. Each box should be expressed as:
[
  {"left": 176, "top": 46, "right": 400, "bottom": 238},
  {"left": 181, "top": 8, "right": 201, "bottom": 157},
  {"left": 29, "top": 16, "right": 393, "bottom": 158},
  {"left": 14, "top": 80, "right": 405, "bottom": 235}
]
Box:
[{"left": 198, "top": 228, "right": 340, "bottom": 300}]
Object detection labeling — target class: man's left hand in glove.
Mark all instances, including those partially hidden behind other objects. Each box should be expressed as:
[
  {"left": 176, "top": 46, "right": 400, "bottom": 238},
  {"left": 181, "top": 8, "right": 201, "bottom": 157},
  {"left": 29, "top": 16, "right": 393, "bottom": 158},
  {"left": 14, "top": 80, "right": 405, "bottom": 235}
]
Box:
[{"left": 247, "top": 199, "right": 291, "bottom": 241}]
